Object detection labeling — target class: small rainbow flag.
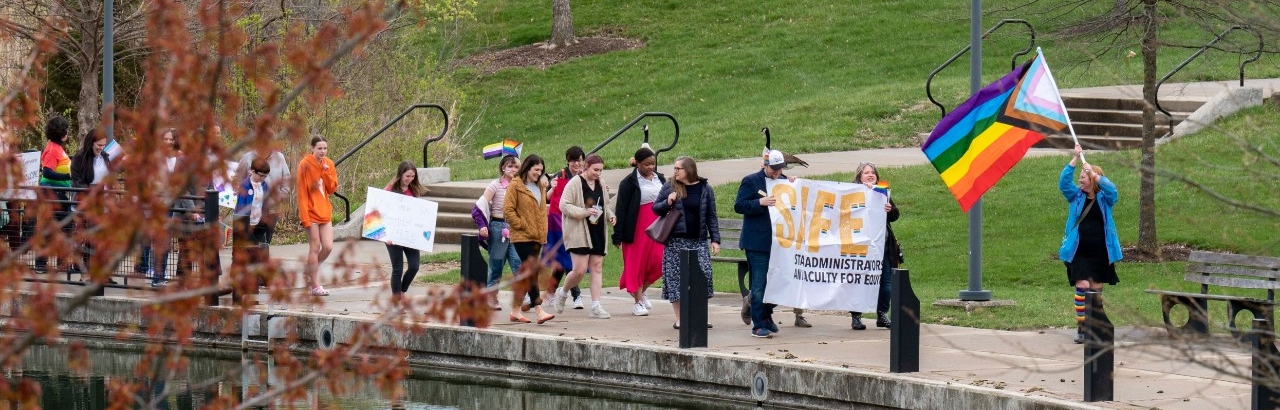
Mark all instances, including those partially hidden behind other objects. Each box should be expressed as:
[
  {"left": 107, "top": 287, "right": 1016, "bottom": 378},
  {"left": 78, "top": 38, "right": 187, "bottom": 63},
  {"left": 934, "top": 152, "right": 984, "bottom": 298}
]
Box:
[
  {"left": 872, "top": 181, "right": 890, "bottom": 197},
  {"left": 482, "top": 139, "right": 523, "bottom": 160},
  {"left": 922, "top": 50, "right": 1068, "bottom": 212},
  {"left": 362, "top": 209, "right": 387, "bottom": 240}
]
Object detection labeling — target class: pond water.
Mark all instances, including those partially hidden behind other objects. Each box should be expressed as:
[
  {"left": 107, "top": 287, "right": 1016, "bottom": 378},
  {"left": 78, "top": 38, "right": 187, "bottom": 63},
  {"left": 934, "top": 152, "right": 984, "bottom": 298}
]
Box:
[{"left": 10, "top": 342, "right": 762, "bottom": 409}]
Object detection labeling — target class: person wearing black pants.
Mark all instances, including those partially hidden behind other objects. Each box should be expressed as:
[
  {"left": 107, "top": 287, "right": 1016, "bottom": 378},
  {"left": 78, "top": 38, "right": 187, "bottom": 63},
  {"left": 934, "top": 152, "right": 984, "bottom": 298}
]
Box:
[
  {"left": 849, "top": 163, "right": 899, "bottom": 330},
  {"left": 383, "top": 162, "right": 427, "bottom": 300},
  {"left": 504, "top": 155, "right": 555, "bottom": 324}
]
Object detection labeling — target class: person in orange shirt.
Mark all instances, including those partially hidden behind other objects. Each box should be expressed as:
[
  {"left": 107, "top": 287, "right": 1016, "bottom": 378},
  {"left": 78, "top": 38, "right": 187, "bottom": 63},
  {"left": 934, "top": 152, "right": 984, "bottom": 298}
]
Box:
[{"left": 297, "top": 136, "right": 338, "bottom": 296}]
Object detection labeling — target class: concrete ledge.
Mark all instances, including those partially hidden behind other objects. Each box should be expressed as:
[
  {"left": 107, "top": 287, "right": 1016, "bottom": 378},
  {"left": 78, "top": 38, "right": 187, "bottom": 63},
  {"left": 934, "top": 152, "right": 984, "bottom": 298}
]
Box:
[
  {"left": 1165, "top": 87, "right": 1264, "bottom": 143},
  {"left": 18, "top": 292, "right": 1100, "bottom": 410}
]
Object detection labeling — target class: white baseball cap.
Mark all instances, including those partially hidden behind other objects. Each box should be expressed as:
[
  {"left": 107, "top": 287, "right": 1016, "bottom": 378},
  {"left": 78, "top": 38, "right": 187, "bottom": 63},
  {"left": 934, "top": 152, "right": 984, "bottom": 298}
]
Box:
[{"left": 765, "top": 150, "right": 786, "bottom": 170}]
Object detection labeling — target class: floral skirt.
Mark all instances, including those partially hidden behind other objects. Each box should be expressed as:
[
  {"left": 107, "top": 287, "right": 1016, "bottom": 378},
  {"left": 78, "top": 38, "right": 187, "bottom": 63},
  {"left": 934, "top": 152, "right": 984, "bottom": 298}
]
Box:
[{"left": 661, "top": 237, "right": 714, "bottom": 302}]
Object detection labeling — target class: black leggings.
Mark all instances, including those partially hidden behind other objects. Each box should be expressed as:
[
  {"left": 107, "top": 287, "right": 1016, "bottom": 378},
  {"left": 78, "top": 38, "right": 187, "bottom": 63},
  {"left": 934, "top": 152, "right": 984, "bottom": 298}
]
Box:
[
  {"left": 513, "top": 242, "right": 542, "bottom": 304},
  {"left": 386, "top": 244, "right": 419, "bottom": 295}
]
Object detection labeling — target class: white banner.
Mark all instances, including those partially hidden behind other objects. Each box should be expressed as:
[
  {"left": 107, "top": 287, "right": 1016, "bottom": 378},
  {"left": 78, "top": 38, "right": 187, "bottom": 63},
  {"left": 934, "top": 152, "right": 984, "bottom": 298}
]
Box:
[
  {"left": 362, "top": 187, "right": 439, "bottom": 252},
  {"left": 763, "top": 178, "right": 887, "bottom": 312}
]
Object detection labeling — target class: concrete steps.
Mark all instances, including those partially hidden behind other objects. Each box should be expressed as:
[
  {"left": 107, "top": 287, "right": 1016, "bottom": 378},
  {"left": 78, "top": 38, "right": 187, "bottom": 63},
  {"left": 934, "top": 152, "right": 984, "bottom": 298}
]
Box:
[
  {"left": 1037, "top": 95, "right": 1206, "bottom": 151},
  {"left": 424, "top": 181, "right": 489, "bottom": 246}
]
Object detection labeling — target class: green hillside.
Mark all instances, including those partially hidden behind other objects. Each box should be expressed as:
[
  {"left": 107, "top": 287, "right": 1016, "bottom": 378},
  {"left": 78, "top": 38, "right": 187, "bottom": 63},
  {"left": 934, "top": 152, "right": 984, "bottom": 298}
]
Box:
[{"left": 410, "top": 0, "right": 1277, "bottom": 180}]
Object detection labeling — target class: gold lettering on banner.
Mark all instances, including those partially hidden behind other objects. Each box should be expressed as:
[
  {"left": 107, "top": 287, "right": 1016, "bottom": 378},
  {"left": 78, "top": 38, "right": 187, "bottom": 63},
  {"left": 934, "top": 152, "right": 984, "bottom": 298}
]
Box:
[
  {"left": 806, "top": 190, "right": 835, "bottom": 253},
  {"left": 773, "top": 184, "right": 797, "bottom": 248},
  {"left": 839, "top": 191, "right": 868, "bottom": 257}
]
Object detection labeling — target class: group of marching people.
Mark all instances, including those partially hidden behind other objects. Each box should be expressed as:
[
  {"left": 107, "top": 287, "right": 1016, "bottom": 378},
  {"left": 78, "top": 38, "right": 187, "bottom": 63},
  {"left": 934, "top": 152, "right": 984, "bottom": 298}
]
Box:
[{"left": 468, "top": 145, "right": 726, "bottom": 327}]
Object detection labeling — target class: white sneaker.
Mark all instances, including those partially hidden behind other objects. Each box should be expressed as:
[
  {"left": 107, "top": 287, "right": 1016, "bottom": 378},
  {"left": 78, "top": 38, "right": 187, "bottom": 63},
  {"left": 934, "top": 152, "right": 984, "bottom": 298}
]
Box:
[
  {"left": 589, "top": 304, "right": 611, "bottom": 319},
  {"left": 573, "top": 296, "right": 584, "bottom": 309},
  {"left": 553, "top": 289, "right": 568, "bottom": 314},
  {"left": 310, "top": 286, "right": 330, "bottom": 296},
  {"left": 641, "top": 295, "right": 652, "bottom": 309},
  {"left": 632, "top": 303, "right": 649, "bottom": 316}
]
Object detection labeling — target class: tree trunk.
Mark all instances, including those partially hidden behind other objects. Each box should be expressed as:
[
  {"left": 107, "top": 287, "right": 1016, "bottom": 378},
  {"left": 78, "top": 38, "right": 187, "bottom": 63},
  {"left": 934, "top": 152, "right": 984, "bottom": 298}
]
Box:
[
  {"left": 549, "top": 0, "right": 575, "bottom": 48},
  {"left": 75, "top": 25, "right": 102, "bottom": 140},
  {"left": 1137, "top": 0, "right": 1160, "bottom": 259}
]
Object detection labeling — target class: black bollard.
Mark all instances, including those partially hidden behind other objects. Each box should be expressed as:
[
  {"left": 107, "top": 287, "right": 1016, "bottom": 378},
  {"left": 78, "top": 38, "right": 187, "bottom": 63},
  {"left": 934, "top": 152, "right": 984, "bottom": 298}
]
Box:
[
  {"left": 459, "top": 234, "right": 489, "bottom": 327},
  {"left": 890, "top": 268, "right": 919, "bottom": 373},
  {"left": 204, "top": 189, "right": 221, "bottom": 306},
  {"left": 1083, "top": 291, "right": 1114, "bottom": 402},
  {"left": 679, "top": 248, "right": 708, "bottom": 348},
  {"left": 1251, "top": 318, "right": 1280, "bottom": 410}
]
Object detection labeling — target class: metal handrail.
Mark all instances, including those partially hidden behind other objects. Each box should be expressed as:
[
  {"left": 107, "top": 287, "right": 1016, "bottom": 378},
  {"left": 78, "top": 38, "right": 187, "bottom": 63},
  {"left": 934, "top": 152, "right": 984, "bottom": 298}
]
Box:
[
  {"left": 1154, "top": 26, "right": 1263, "bottom": 126},
  {"left": 586, "top": 112, "right": 680, "bottom": 160},
  {"left": 925, "top": 19, "right": 1036, "bottom": 118},
  {"left": 330, "top": 103, "right": 449, "bottom": 223}
]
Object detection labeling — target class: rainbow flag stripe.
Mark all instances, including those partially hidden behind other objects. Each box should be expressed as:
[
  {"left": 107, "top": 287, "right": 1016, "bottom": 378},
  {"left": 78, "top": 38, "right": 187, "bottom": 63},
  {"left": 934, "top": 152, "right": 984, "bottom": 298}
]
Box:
[
  {"left": 872, "top": 181, "right": 890, "bottom": 196},
  {"left": 483, "top": 139, "right": 523, "bottom": 159},
  {"left": 922, "top": 52, "right": 1067, "bottom": 212}
]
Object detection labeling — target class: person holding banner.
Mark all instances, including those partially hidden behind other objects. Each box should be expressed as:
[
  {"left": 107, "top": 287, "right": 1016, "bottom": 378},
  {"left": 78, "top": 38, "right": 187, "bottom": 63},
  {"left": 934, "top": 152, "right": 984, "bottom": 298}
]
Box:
[
  {"left": 380, "top": 161, "right": 426, "bottom": 301},
  {"left": 612, "top": 147, "right": 665, "bottom": 316},
  {"left": 653, "top": 156, "right": 720, "bottom": 329},
  {"left": 1059, "top": 144, "right": 1121, "bottom": 344},
  {"left": 297, "top": 135, "right": 338, "bottom": 296},
  {"left": 734, "top": 150, "right": 796, "bottom": 338},
  {"left": 542, "top": 146, "right": 584, "bottom": 310},
  {"left": 850, "top": 163, "right": 899, "bottom": 330},
  {"left": 503, "top": 155, "right": 556, "bottom": 324},
  {"left": 554, "top": 154, "right": 615, "bottom": 319}
]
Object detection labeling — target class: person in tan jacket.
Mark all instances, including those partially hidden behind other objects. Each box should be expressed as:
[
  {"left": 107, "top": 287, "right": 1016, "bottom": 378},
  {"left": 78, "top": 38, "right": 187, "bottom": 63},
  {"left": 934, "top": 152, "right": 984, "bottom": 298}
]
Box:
[
  {"left": 553, "top": 154, "right": 615, "bottom": 318},
  {"left": 503, "top": 155, "right": 555, "bottom": 324}
]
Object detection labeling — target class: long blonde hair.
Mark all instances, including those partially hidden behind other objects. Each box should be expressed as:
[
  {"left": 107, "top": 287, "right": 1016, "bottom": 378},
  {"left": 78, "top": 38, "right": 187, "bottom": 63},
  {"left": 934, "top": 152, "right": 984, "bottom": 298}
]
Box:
[
  {"left": 1080, "top": 165, "right": 1104, "bottom": 195},
  {"left": 671, "top": 156, "right": 700, "bottom": 199}
]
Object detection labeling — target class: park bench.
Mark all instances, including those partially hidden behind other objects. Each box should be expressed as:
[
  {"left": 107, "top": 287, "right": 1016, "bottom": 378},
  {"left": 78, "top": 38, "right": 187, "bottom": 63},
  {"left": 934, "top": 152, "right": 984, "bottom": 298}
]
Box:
[
  {"left": 710, "top": 218, "right": 751, "bottom": 298},
  {"left": 1146, "top": 251, "right": 1280, "bottom": 340}
]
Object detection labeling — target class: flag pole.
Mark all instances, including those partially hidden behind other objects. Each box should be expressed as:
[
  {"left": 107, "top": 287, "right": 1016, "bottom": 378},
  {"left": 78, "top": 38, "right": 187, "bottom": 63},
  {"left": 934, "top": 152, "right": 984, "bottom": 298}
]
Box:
[
  {"left": 1036, "top": 47, "right": 1087, "bottom": 165},
  {"left": 959, "top": 0, "right": 993, "bottom": 302}
]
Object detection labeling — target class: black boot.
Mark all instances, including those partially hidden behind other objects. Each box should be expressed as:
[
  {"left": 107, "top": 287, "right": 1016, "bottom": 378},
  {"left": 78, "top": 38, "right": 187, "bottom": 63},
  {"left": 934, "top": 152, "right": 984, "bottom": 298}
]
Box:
[
  {"left": 876, "top": 312, "right": 891, "bottom": 328},
  {"left": 1074, "top": 323, "right": 1086, "bottom": 344},
  {"left": 850, "top": 312, "right": 866, "bottom": 330}
]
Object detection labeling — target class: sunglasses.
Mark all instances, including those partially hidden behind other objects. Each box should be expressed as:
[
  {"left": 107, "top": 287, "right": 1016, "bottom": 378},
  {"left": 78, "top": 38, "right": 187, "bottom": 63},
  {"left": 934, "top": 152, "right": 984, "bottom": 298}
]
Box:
[{"left": 254, "top": 170, "right": 269, "bottom": 177}]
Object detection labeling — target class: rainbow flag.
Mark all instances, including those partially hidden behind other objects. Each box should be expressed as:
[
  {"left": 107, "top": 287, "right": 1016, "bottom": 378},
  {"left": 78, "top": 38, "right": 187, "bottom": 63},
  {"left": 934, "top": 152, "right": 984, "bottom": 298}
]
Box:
[
  {"left": 482, "top": 139, "right": 523, "bottom": 159},
  {"left": 922, "top": 51, "right": 1068, "bottom": 212},
  {"left": 872, "top": 181, "right": 890, "bottom": 197}
]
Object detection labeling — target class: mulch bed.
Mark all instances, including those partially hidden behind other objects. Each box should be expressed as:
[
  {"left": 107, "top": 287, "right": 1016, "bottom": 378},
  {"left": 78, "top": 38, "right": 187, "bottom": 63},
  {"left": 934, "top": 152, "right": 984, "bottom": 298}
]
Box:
[{"left": 461, "top": 37, "right": 644, "bottom": 75}]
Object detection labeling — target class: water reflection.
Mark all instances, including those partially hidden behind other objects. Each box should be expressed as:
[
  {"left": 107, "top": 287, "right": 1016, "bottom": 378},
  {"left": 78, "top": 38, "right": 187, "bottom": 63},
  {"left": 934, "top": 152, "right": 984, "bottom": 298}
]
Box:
[{"left": 9, "top": 343, "right": 751, "bottom": 409}]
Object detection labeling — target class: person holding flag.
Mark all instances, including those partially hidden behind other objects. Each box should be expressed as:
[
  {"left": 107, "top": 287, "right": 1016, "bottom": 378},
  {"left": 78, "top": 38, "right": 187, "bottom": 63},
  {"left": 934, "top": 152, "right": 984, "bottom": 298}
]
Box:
[
  {"left": 1059, "top": 144, "right": 1121, "bottom": 344},
  {"left": 848, "top": 163, "right": 900, "bottom": 330}
]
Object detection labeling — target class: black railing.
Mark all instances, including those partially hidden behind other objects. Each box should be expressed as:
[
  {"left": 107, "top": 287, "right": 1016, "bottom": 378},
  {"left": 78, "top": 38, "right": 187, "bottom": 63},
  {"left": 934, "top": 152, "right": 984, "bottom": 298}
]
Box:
[
  {"left": 587, "top": 112, "right": 680, "bottom": 160},
  {"left": 1154, "top": 26, "right": 1263, "bottom": 136},
  {"left": 331, "top": 103, "right": 449, "bottom": 223},
  {"left": 925, "top": 19, "right": 1036, "bottom": 118},
  {"left": 3, "top": 186, "right": 220, "bottom": 297}
]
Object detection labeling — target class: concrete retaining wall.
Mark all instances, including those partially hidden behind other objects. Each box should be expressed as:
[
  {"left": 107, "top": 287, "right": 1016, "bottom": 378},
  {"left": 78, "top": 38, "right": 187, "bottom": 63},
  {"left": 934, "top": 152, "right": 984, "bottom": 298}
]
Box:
[
  {"left": 1163, "top": 87, "right": 1264, "bottom": 144},
  {"left": 8, "top": 292, "right": 1101, "bottom": 410}
]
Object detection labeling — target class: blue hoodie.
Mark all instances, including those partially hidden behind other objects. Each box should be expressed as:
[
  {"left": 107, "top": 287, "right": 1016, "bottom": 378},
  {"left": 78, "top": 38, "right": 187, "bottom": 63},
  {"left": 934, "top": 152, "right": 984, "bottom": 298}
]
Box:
[{"left": 1057, "top": 164, "right": 1122, "bottom": 264}]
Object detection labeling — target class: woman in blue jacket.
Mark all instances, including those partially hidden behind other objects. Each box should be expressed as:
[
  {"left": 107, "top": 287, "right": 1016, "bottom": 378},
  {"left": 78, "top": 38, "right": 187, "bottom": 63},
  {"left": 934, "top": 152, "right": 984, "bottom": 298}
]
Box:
[{"left": 1058, "top": 144, "right": 1122, "bottom": 344}]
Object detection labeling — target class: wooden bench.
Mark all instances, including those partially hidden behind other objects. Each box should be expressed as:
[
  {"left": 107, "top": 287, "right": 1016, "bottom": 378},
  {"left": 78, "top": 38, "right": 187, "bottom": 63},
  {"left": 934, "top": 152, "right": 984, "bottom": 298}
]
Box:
[
  {"left": 1146, "top": 251, "right": 1280, "bottom": 340},
  {"left": 710, "top": 218, "right": 751, "bottom": 297}
]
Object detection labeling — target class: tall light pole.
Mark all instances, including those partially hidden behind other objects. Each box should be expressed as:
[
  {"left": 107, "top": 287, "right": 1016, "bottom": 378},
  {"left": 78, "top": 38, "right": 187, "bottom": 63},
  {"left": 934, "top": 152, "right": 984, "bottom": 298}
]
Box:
[
  {"left": 959, "top": 0, "right": 993, "bottom": 301},
  {"left": 102, "top": 0, "right": 114, "bottom": 143}
]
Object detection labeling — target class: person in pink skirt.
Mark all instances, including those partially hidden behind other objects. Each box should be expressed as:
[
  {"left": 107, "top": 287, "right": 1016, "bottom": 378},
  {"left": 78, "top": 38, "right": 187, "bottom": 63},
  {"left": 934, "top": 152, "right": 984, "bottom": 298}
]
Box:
[{"left": 611, "top": 147, "right": 666, "bottom": 316}]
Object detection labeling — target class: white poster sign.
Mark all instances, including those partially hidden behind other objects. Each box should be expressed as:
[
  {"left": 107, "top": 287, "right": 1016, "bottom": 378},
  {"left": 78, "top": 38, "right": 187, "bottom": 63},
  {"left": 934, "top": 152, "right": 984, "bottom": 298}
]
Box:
[
  {"left": 3, "top": 151, "right": 42, "bottom": 199},
  {"left": 763, "top": 178, "right": 887, "bottom": 312},
  {"left": 362, "top": 187, "right": 439, "bottom": 252}
]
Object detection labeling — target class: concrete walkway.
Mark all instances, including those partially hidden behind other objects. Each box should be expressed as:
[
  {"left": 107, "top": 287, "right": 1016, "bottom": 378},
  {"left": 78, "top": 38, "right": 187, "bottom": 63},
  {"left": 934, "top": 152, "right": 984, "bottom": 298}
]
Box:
[{"left": 170, "top": 236, "right": 1249, "bottom": 410}]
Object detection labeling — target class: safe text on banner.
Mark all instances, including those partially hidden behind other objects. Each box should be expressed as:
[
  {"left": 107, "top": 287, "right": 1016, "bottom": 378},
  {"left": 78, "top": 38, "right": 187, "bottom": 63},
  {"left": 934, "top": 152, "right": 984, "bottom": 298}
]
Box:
[
  {"left": 763, "top": 178, "right": 887, "bottom": 312},
  {"left": 362, "top": 187, "right": 439, "bottom": 252}
]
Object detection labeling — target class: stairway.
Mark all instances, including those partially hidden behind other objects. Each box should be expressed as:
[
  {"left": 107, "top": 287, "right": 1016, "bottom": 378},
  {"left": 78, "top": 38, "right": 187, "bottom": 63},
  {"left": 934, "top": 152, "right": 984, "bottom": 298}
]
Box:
[
  {"left": 423, "top": 181, "right": 488, "bottom": 246},
  {"left": 1037, "top": 96, "right": 1206, "bottom": 150}
]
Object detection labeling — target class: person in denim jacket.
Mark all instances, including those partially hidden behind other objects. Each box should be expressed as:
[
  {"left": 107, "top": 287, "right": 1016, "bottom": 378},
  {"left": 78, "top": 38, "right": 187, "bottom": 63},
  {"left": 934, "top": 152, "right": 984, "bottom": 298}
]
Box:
[{"left": 1058, "top": 144, "right": 1122, "bottom": 344}]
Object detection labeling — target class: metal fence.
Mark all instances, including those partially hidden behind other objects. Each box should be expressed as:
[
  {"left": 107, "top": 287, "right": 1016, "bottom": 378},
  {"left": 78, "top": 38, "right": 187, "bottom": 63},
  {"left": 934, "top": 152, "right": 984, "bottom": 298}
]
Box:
[{"left": 1, "top": 186, "right": 220, "bottom": 293}]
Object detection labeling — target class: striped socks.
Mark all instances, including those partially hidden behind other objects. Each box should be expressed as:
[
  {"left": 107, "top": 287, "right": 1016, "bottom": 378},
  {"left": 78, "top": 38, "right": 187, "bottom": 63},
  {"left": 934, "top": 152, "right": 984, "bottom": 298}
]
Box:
[{"left": 1074, "top": 287, "right": 1088, "bottom": 324}]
